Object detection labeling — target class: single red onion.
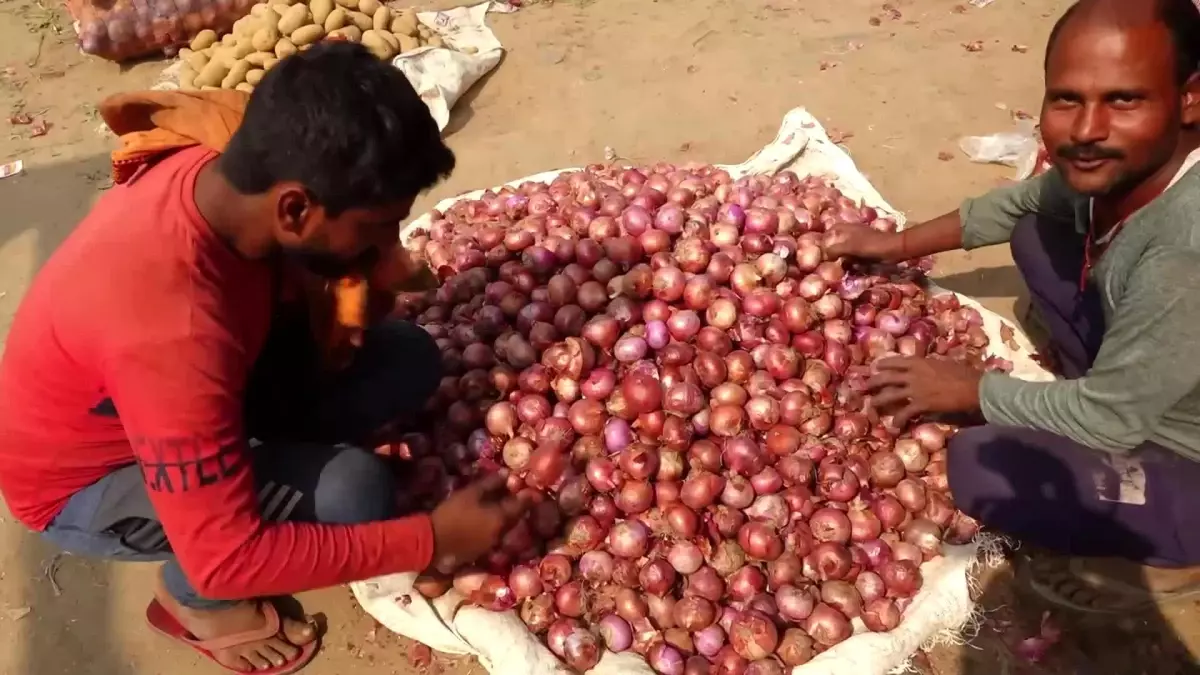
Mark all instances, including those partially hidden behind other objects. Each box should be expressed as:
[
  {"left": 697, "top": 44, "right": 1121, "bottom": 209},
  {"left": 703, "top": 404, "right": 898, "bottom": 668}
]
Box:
[
  {"left": 775, "top": 584, "right": 815, "bottom": 622},
  {"left": 668, "top": 540, "right": 705, "bottom": 575},
  {"left": 729, "top": 610, "right": 779, "bottom": 661},
  {"left": 598, "top": 613, "right": 634, "bottom": 651}
]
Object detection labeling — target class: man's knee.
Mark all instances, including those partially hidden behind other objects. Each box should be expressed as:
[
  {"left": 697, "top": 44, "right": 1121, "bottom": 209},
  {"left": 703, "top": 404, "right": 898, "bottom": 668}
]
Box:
[
  {"left": 313, "top": 448, "right": 396, "bottom": 524},
  {"left": 946, "top": 426, "right": 1013, "bottom": 520},
  {"left": 1008, "top": 214, "right": 1042, "bottom": 275},
  {"left": 363, "top": 320, "right": 443, "bottom": 404}
]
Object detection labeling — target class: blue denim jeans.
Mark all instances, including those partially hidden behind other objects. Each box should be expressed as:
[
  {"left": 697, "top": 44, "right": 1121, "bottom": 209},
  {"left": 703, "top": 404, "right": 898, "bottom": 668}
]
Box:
[{"left": 41, "top": 319, "right": 441, "bottom": 609}]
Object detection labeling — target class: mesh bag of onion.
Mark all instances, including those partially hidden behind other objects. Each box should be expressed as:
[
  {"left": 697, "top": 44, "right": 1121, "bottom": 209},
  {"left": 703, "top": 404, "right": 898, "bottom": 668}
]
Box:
[{"left": 351, "top": 108, "right": 1055, "bottom": 675}]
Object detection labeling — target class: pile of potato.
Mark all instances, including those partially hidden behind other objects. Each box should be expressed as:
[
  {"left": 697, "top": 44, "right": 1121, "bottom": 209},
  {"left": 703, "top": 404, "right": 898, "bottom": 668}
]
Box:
[{"left": 178, "top": 0, "right": 450, "bottom": 92}]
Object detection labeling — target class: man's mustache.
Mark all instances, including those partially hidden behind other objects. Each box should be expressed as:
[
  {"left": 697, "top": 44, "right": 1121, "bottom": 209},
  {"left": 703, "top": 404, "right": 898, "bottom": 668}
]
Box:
[{"left": 1057, "top": 144, "right": 1124, "bottom": 161}]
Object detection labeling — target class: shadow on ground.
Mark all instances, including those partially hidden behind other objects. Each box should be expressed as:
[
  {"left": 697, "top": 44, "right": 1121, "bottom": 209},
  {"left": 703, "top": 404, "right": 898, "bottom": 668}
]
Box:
[
  {"left": 952, "top": 452, "right": 1200, "bottom": 675},
  {"left": 0, "top": 152, "right": 139, "bottom": 675},
  {"left": 934, "top": 264, "right": 1027, "bottom": 302},
  {"left": 0, "top": 153, "right": 113, "bottom": 343}
]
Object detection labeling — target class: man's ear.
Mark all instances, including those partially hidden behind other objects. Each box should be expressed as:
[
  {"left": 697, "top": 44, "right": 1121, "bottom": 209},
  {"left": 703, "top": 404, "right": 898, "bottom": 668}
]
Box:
[
  {"left": 275, "top": 183, "right": 317, "bottom": 244},
  {"left": 1182, "top": 72, "right": 1200, "bottom": 128}
]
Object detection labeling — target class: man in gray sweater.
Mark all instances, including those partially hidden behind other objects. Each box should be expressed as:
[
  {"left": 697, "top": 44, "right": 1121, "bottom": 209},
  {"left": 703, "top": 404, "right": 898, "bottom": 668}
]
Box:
[{"left": 828, "top": 0, "right": 1200, "bottom": 610}]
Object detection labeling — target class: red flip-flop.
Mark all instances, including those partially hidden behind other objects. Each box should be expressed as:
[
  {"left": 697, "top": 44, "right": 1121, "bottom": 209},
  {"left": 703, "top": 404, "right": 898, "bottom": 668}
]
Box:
[{"left": 146, "top": 599, "right": 320, "bottom": 674}]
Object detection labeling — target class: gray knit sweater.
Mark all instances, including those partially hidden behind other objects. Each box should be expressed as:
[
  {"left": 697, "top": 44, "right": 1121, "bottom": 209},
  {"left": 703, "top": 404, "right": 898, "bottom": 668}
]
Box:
[{"left": 957, "top": 165, "right": 1200, "bottom": 461}]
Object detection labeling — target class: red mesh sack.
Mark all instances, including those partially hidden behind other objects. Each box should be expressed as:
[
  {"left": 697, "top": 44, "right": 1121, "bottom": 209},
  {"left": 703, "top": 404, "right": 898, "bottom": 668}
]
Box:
[{"left": 70, "top": 0, "right": 255, "bottom": 62}]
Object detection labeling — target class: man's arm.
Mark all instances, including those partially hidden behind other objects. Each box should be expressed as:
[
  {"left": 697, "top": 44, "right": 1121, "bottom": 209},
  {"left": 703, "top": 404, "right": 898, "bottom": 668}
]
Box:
[
  {"left": 957, "top": 167, "right": 1079, "bottom": 250},
  {"left": 828, "top": 169, "right": 1079, "bottom": 263},
  {"left": 105, "top": 335, "right": 435, "bottom": 599},
  {"left": 979, "top": 246, "right": 1200, "bottom": 452}
]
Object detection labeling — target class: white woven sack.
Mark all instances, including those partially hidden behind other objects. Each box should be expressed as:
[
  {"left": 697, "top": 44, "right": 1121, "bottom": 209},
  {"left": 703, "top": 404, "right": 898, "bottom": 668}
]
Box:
[{"left": 355, "top": 107, "right": 1056, "bottom": 674}]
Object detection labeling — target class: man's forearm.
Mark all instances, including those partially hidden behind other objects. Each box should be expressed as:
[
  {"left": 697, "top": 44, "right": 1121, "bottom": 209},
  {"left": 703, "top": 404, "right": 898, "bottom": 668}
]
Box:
[{"left": 881, "top": 209, "right": 964, "bottom": 262}]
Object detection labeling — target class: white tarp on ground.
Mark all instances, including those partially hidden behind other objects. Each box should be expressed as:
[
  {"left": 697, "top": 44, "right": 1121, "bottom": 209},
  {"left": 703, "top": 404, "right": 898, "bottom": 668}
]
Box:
[
  {"left": 156, "top": 1, "right": 505, "bottom": 131},
  {"left": 353, "top": 107, "right": 1057, "bottom": 674},
  {"left": 390, "top": 1, "right": 504, "bottom": 131}
]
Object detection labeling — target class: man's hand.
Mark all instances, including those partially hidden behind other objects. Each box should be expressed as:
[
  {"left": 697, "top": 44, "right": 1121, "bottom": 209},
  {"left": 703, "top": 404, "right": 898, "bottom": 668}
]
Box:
[
  {"left": 868, "top": 356, "right": 984, "bottom": 429},
  {"left": 370, "top": 247, "right": 441, "bottom": 293},
  {"left": 429, "top": 473, "right": 531, "bottom": 572},
  {"left": 395, "top": 263, "right": 440, "bottom": 292},
  {"left": 824, "top": 223, "right": 901, "bottom": 262}
]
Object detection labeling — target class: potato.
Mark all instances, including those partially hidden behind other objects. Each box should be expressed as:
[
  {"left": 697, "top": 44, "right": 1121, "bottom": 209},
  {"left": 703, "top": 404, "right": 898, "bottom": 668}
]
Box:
[
  {"left": 194, "top": 58, "right": 231, "bottom": 88},
  {"left": 361, "top": 29, "right": 396, "bottom": 59},
  {"left": 190, "top": 29, "right": 218, "bottom": 50},
  {"left": 376, "top": 28, "right": 400, "bottom": 51},
  {"left": 371, "top": 6, "right": 391, "bottom": 31},
  {"left": 245, "top": 68, "right": 266, "bottom": 85},
  {"left": 291, "top": 24, "right": 325, "bottom": 46},
  {"left": 397, "top": 33, "right": 419, "bottom": 53},
  {"left": 347, "top": 10, "right": 373, "bottom": 31},
  {"left": 264, "top": 56, "right": 281, "bottom": 69},
  {"left": 179, "top": 64, "right": 197, "bottom": 89},
  {"left": 426, "top": 35, "right": 444, "bottom": 49},
  {"left": 182, "top": 48, "right": 209, "bottom": 71},
  {"left": 233, "top": 38, "right": 257, "bottom": 58},
  {"left": 309, "top": 0, "right": 334, "bottom": 26},
  {"left": 245, "top": 51, "right": 272, "bottom": 66},
  {"left": 251, "top": 25, "right": 280, "bottom": 51},
  {"left": 222, "top": 32, "right": 238, "bottom": 46},
  {"left": 222, "top": 59, "right": 252, "bottom": 88},
  {"left": 333, "top": 0, "right": 358, "bottom": 8},
  {"left": 236, "top": 82, "right": 256, "bottom": 94},
  {"left": 329, "top": 25, "right": 363, "bottom": 42},
  {"left": 201, "top": 85, "right": 221, "bottom": 91},
  {"left": 277, "top": 4, "right": 312, "bottom": 35},
  {"left": 324, "top": 7, "right": 347, "bottom": 31},
  {"left": 213, "top": 46, "right": 243, "bottom": 67},
  {"left": 390, "top": 11, "right": 418, "bottom": 37},
  {"left": 275, "top": 37, "right": 298, "bottom": 59},
  {"left": 416, "top": 24, "right": 431, "bottom": 38},
  {"left": 250, "top": 3, "right": 275, "bottom": 18},
  {"left": 233, "top": 16, "right": 260, "bottom": 38},
  {"left": 357, "top": 0, "right": 380, "bottom": 15},
  {"left": 376, "top": 28, "right": 399, "bottom": 51}
]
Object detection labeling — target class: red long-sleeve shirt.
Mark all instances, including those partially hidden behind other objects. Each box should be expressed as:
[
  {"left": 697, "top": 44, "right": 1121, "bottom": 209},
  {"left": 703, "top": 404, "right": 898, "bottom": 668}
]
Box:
[{"left": 0, "top": 146, "right": 433, "bottom": 599}]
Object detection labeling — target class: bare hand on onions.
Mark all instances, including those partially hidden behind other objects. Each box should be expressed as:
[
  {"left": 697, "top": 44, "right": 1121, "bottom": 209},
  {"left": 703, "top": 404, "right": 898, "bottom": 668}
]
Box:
[{"left": 390, "top": 162, "right": 999, "bottom": 673}]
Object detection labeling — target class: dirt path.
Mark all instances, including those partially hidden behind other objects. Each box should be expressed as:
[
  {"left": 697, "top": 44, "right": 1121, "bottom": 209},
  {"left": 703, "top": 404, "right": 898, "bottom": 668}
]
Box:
[{"left": 1, "top": 0, "right": 1197, "bottom": 673}]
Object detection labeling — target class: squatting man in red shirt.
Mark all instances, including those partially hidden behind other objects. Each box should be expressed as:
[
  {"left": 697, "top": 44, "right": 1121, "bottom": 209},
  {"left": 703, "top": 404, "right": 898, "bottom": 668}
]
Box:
[{"left": 0, "top": 43, "right": 528, "bottom": 673}]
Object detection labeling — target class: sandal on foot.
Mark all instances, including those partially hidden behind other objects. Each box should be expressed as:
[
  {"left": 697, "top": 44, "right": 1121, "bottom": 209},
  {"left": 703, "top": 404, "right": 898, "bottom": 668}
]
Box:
[
  {"left": 146, "top": 599, "right": 319, "bottom": 674},
  {"left": 1021, "top": 556, "right": 1200, "bottom": 615}
]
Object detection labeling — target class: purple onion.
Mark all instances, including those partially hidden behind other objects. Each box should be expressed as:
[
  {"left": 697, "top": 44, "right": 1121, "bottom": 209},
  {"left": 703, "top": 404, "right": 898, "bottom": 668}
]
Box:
[
  {"left": 694, "top": 624, "right": 727, "bottom": 657},
  {"left": 646, "top": 320, "right": 670, "bottom": 349},
  {"left": 615, "top": 335, "right": 649, "bottom": 362},
  {"left": 605, "top": 418, "right": 633, "bottom": 453},
  {"left": 598, "top": 613, "right": 633, "bottom": 652}
]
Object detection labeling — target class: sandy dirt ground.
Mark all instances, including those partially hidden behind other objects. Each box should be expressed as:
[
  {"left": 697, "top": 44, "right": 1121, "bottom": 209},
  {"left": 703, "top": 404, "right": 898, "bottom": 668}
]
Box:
[{"left": 1, "top": 0, "right": 1198, "bottom": 673}]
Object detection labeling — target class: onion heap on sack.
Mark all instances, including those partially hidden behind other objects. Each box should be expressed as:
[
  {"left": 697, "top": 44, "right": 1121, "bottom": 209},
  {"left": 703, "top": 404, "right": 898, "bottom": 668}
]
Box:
[{"left": 385, "top": 163, "right": 1003, "bottom": 675}]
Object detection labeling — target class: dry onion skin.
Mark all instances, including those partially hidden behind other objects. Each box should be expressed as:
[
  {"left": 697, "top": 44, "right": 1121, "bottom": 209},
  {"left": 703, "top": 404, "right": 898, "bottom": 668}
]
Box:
[{"left": 390, "top": 163, "right": 999, "bottom": 673}]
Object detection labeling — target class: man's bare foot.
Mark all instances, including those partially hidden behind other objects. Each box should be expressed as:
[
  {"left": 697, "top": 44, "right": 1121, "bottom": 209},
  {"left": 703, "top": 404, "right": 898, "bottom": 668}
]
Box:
[{"left": 154, "top": 572, "right": 317, "bottom": 671}]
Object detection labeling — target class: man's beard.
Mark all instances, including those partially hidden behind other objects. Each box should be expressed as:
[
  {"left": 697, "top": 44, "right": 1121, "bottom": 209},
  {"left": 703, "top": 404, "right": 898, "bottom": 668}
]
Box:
[{"left": 285, "top": 246, "right": 380, "bottom": 279}]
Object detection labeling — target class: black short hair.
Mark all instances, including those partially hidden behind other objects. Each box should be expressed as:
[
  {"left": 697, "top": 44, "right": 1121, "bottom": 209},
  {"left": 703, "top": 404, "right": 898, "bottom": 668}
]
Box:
[
  {"left": 1045, "top": 0, "right": 1200, "bottom": 86},
  {"left": 219, "top": 42, "right": 455, "bottom": 215}
]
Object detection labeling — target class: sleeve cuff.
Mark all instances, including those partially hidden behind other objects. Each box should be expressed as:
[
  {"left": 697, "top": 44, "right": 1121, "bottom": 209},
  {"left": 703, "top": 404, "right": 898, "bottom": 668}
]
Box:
[
  {"left": 978, "top": 371, "right": 1023, "bottom": 426},
  {"left": 958, "top": 197, "right": 984, "bottom": 251}
]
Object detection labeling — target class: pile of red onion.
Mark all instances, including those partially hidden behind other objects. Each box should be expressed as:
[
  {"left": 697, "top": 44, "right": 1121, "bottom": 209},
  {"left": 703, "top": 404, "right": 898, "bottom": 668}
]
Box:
[{"left": 384, "top": 163, "right": 1001, "bottom": 675}]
